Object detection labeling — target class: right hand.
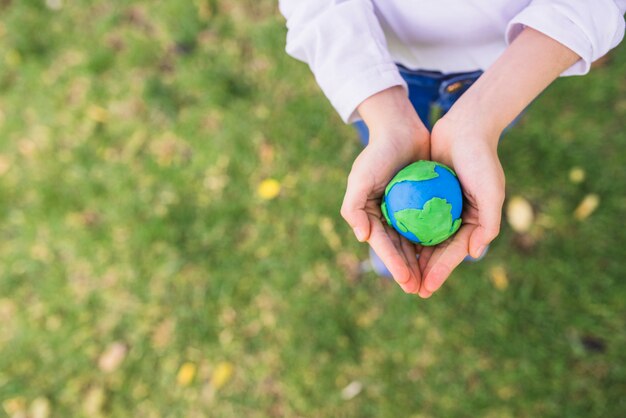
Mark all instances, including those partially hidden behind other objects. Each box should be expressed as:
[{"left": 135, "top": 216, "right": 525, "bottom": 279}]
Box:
[
  {"left": 417, "top": 114, "right": 505, "bottom": 297},
  {"left": 341, "top": 86, "right": 431, "bottom": 294}
]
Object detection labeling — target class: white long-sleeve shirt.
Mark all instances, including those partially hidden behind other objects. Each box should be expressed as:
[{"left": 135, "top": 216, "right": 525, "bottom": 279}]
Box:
[{"left": 279, "top": 0, "right": 626, "bottom": 123}]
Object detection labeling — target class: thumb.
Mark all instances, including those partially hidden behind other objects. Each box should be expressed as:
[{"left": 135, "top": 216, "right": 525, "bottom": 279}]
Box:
[
  {"left": 341, "top": 170, "right": 373, "bottom": 242},
  {"left": 468, "top": 186, "right": 504, "bottom": 259}
]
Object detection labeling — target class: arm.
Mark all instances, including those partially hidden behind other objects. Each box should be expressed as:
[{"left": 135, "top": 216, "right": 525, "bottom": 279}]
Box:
[
  {"left": 506, "top": 0, "right": 626, "bottom": 76},
  {"left": 279, "top": 0, "right": 407, "bottom": 123},
  {"left": 445, "top": 26, "right": 581, "bottom": 140},
  {"left": 412, "top": 1, "right": 625, "bottom": 296},
  {"left": 280, "top": 0, "right": 432, "bottom": 293},
  {"left": 419, "top": 27, "right": 581, "bottom": 297}
]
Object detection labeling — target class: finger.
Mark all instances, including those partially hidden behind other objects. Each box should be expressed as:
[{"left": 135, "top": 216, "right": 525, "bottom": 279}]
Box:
[
  {"left": 340, "top": 170, "right": 373, "bottom": 242},
  {"left": 418, "top": 245, "right": 443, "bottom": 298},
  {"left": 418, "top": 245, "right": 436, "bottom": 274},
  {"left": 368, "top": 216, "right": 419, "bottom": 293},
  {"left": 468, "top": 187, "right": 504, "bottom": 258},
  {"left": 400, "top": 238, "right": 421, "bottom": 294},
  {"left": 383, "top": 223, "right": 420, "bottom": 294},
  {"left": 422, "top": 224, "right": 477, "bottom": 294}
]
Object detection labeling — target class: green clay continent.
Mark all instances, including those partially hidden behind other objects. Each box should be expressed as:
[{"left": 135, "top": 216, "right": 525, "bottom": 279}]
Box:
[
  {"left": 393, "top": 197, "right": 462, "bottom": 246},
  {"left": 381, "top": 200, "right": 392, "bottom": 226},
  {"left": 438, "top": 163, "right": 458, "bottom": 177},
  {"left": 384, "top": 160, "right": 439, "bottom": 195}
]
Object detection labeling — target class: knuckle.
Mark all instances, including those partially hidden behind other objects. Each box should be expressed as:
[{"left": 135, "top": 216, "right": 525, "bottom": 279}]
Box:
[
  {"left": 394, "top": 270, "right": 411, "bottom": 286},
  {"left": 339, "top": 205, "right": 351, "bottom": 222}
]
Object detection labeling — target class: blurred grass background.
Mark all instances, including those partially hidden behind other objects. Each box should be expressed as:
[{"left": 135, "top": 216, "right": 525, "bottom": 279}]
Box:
[{"left": 0, "top": 1, "right": 625, "bottom": 417}]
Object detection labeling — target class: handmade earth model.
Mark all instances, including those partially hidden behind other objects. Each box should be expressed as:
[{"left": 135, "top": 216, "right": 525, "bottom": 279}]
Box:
[{"left": 381, "top": 160, "right": 463, "bottom": 246}]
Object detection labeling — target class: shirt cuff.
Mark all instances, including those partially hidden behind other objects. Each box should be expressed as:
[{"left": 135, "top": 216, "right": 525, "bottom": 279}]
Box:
[
  {"left": 325, "top": 63, "right": 408, "bottom": 124},
  {"left": 506, "top": 4, "right": 593, "bottom": 76}
]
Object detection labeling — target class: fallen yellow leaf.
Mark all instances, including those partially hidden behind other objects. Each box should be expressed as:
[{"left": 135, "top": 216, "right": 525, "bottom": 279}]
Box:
[
  {"left": 497, "top": 385, "right": 515, "bottom": 400},
  {"left": 29, "top": 397, "right": 51, "bottom": 418},
  {"left": 569, "top": 167, "right": 585, "bottom": 184},
  {"left": 45, "top": 0, "right": 63, "bottom": 10},
  {"left": 257, "top": 178, "right": 281, "bottom": 200},
  {"left": 83, "top": 386, "right": 105, "bottom": 416},
  {"left": 210, "top": 361, "right": 234, "bottom": 390},
  {"left": 489, "top": 265, "right": 509, "bottom": 290},
  {"left": 341, "top": 380, "right": 363, "bottom": 400},
  {"left": 506, "top": 196, "right": 534, "bottom": 233},
  {"left": 177, "top": 362, "right": 197, "bottom": 386},
  {"left": 196, "top": 0, "right": 212, "bottom": 21},
  {"left": 2, "top": 397, "right": 26, "bottom": 415},
  {"left": 319, "top": 217, "right": 341, "bottom": 251},
  {"left": 87, "top": 105, "right": 109, "bottom": 123},
  {"left": 5, "top": 50, "right": 21, "bottom": 67},
  {"left": 574, "top": 194, "right": 600, "bottom": 220}
]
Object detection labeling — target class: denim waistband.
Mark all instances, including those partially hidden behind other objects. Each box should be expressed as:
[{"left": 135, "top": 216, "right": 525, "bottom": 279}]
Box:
[
  {"left": 397, "top": 64, "right": 482, "bottom": 82},
  {"left": 396, "top": 64, "right": 483, "bottom": 112}
]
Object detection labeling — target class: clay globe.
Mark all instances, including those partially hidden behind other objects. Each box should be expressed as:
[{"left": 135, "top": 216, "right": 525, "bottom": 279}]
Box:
[{"left": 381, "top": 160, "right": 463, "bottom": 246}]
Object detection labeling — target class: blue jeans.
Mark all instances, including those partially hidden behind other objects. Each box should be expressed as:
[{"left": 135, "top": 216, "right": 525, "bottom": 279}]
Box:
[
  {"left": 355, "top": 65, "right": 483, "bottom": 145},
  {"left": 354, "top": 66, "right": 484, "bottom": 276}
]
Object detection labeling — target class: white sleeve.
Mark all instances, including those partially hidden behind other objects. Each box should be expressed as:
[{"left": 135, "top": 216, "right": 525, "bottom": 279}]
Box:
[
  {"left": 506, "top": 0, "right": 626, "bottom": 76},
  {"left": 279, "top": 0, "right": 407, "bottom": 123}
]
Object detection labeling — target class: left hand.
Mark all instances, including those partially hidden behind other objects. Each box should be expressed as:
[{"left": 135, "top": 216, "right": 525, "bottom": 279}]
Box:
[
  {"left": 341, "top": 87, "right": 431, "bottom": 294},
  {"left": 392, "top": 26, "right": 579, "bottom": 298},
  {"left": 416, "top": 115, "right": 505, "bottom": 298}
]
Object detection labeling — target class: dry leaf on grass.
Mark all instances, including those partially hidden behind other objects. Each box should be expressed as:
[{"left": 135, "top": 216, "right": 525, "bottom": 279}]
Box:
[
  {"left": 569, "top": 167, "right": 585, "bottom": 184},
  {"left": 45, "top": 0, "right": 63, "bottom": 11},
  {"left": 574, "top": 194, "right": 600, "bottom": 220},
  {"left": 2, "top": 397, "right": 26, "bottom": 416},
  {"left": 29, "top": 397, "right": 51, "bottom": 418},
  {"left": 341, "top": 381, "right": 363, "bottom": 400},
  {"left": 98, "top": 342, "right": 127, "bottom": 373},
  {"left": 489, "top": 265, "right": 509, "bottom": 290},
  {"left": 210, "top": 362, "right": 234, "bottom": 390},
  {"left": 83, "top": 386, "right": 105, "bottom": 416},
  {"left": 319, "top": 217, "right": 341, "bottom": 251},
  {"left": 87, "top": 105, "right": 109, "bottom": 123},
  {"left": 257, "top": 178, "right": 281, "bottom": 200},
  {"left": 506, "top": 196, "right": 534, "bottom": 233},
  {"left": 177, "top": 362, "right": 197, "bottom": 386}
]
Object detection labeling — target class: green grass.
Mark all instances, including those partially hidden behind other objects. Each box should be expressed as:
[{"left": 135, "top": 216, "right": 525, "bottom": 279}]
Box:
[{"left": 0, "top": 1, "right": 625, "bottom": 417}]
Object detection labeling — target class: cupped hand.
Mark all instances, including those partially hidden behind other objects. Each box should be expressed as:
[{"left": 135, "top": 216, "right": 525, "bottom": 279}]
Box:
[
  {"left": 341, "top": 87, "right": 430, "bottom": 294},
  {"left": 416, "top": 116, "right": 505, "bottom": 297}
]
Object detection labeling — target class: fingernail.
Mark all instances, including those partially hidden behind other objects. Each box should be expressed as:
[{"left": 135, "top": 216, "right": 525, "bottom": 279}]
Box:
[
  {"left": 475, "top": 245, "right": 486, "bottom": 258},
  {"left": 354, "top": 227, "right": 366, "bottom": 242}
]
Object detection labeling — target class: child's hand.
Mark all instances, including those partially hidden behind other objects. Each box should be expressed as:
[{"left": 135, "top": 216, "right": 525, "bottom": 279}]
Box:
[
  {"left": 415, "top": 27, "right": 580, "bottom": 297},
  {"left": 417, "top": 115, "right": 505, "bottom": 297},
  {"left": 342, "top": 28, "right": 580, "bottom": 297},
  {"left": 341, "top": 87, "right": 430, "bottom": 294}
]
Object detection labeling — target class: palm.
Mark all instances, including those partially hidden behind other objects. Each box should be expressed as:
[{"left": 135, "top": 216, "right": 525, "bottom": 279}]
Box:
[{"left": 342, "top": 136, "right": 430, "bottom": 294}]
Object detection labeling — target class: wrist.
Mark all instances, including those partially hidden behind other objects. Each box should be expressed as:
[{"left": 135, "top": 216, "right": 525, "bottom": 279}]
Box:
[
  {"left": 431, "top": 110, "right": 500, "bottom": 164},
  {"left": 443, "top": 87, "right": 507, "bottom": 144},
  {"left": 358, "top": 86, "right": 429, "bottom": 153}
]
